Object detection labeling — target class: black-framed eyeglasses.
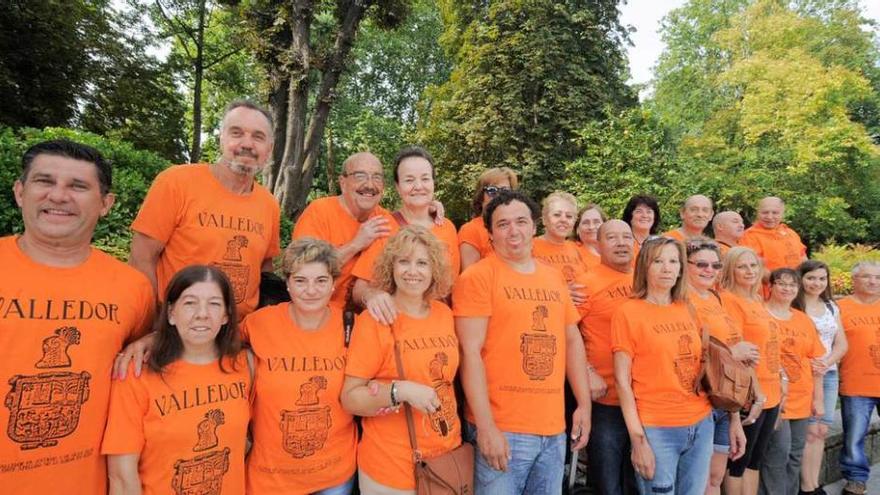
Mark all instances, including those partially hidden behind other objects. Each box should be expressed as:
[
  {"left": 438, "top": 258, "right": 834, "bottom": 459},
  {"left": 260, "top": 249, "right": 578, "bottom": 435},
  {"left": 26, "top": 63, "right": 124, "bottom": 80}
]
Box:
[
  {"left": 482, "top": 185, "right": 511, "bottom": 197},
  {"left": 688, "top": 261, "right": 723, "bottom": 270},
  {"left": 343, "top": 171, "right": 384, "bottom": 183}
]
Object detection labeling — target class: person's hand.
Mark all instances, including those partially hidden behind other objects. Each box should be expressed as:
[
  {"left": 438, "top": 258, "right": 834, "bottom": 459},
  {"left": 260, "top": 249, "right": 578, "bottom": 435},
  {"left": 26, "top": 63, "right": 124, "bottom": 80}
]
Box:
[
  {"left": 397, "top": 381, "right": 441, "bottom": 415},
  {"left": 365, "top": 290, "right": 398, "bottom": 325},
  {"left": 588, "top": 368, "right": 607, "bottom": 400},
  {"left": 570, "top": 404, "right": 591, "bottom": 450},
  {"left": 729, "top": 418, "right": 747, "bottom": 461},
  {"left": 429, "top": 200, "right": 445, "bottom": 225},
  {"left": 476, "top": 424, "right": 511, "bottom": 472},
  {"left": 631, "top": 434, "right": 655, "bottom": 480},
  {"left": 730, "top": 341, "right": 760, "bottom": 365},
  {"left": 812, "top": 399, "right": 825, "bottom": 419},
  {"left": 742, "top": 395, "right": 765, "bottom": 426},
  {"left": 811, "top": 358, "right": 829, "bottom": 376},
  {"left": 113, "top": 332, "right": 157, "bottom": 379},
  {"left": 353, "top": 216, "right": 391, "bottom": 251},
  {"left": 568, "top": 282, "right": 587, "bottom": 306}
]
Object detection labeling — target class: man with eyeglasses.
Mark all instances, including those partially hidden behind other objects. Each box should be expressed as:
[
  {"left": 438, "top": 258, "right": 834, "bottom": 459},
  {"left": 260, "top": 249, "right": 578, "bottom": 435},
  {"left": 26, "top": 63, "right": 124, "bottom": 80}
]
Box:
[
  {"left": 664, "top": 194, "right": 714, "bottom": 241},
  {"left": 712, "top": 210, "right": 745, "bottom": 258},
  {"left": 129, "top": 100, "right": 281, "bottom": 321},
  {"left": 740, "top": 196, "right": 806, "bottom": 280},
  {"left": 836, "top": 261, "right": 880, "bottom": 495},
  {"left": 293, "top": 151, "right": 392, "bottom": 309},
  {"left": 576, "top": 219, "right": 639, "bottom": 495}
]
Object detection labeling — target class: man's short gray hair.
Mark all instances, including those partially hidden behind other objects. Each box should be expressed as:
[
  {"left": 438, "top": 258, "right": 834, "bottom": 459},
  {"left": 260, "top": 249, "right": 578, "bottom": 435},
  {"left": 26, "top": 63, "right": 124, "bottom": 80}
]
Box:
[
  {"left": 852, "top": 260, "right": 880, "bottom": 276},
  {"left": 221, "top": 99, "right": 274, "bottom": 131}
]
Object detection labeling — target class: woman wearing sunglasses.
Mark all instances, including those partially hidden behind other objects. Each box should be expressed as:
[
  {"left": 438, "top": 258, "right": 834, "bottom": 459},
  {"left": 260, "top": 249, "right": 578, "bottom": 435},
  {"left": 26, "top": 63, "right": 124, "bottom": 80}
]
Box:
[
  {"left": 684, "top": 239, "right": 752, "bottom": 494},
  {"left": 458, "top": 167, "right": 519, "bottom": 271}
]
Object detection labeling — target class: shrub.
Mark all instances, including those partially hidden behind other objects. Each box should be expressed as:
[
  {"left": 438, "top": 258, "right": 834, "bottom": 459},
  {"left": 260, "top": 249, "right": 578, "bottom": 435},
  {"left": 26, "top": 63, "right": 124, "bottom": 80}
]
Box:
[
  {"left": 0, "top": 126, "right": 170, "bottom": 259},
  {"left": 812, "top": 243, "right": 880, "bottom": 295}
]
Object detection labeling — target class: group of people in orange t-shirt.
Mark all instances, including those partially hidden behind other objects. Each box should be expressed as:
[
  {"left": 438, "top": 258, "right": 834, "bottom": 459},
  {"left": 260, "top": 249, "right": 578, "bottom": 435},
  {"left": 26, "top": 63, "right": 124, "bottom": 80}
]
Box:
[{"left": 4, "top": 98, "right": 880, "bottom": 495}]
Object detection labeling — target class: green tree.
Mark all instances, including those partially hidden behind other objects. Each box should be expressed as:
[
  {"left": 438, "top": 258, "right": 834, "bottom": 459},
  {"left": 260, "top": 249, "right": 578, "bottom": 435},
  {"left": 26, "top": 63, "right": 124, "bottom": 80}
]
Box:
[
  {"left": 675, "top": 0, "right": 880, "bottom": 244},
  {"left": 417, "top": 0, "right": 636, "bottom": 223},
  {"left": 241, "top": 0, "right": 414, "bottom": 220}
]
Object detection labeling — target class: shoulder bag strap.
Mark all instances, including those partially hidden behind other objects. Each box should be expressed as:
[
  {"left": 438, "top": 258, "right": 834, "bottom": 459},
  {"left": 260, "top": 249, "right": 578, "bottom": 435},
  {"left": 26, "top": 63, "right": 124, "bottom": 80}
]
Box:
[
  {"left": 686, "top": 301, "right": 710, "bottom": 396},
  {"left": 391, "top": 320, "right": 422, "bottom": 462},
  {"left": 392, "top": 210, "right": 409, "bottom": 227}
]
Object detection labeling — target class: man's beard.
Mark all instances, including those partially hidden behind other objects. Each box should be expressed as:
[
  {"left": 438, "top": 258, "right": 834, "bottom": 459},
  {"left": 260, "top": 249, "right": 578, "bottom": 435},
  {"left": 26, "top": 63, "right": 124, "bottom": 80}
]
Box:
[{"left": 219, "top": 156, "right": 262, "bottom": 177}]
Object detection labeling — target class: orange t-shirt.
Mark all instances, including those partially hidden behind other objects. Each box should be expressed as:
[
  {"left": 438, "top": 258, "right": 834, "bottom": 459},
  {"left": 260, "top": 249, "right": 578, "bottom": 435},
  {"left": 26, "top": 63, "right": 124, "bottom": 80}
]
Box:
[
  {"left": 0, "top": 236, "right": 154, "bottom": 494},
  {"left": 739, "top": 223, "right": 806, "bottom": 271},
  {"left": 611, "top": 299, "right": 711, "bottom": 427},
  {"left": 575, "top": 243, "right": 601, "bottom": 271},
  {"left": 775, "top": 310, "right": 824, "bottom": 419},
  {"left": 351, "top": 217, "right": 461, "bottom": 284},
  {"left": 716, "top": 241, "right": 735, "bottom": 260},
  {"left": 102, "top": 355, "right": 251, "bottom": 494},
  {"left": 132, "top": 164, "right": 281, "bottom": 319},
  {"left": 452, "top": 254, "right": 579, "bottom": 435},
  {"left": 458, "top": 216, "right": 493, "bottom": 259},
  {"left": 293, "top": 196, "right": 389, "bottom": 309},
  {"left": 532, "top": 238, "right": 589, "bottom": 283},
  {"left": 240, "top": 304, "right": 357, "bottom": 493},
  {"left": 346, "top": 302, "right": 460, "bottom": 490},
  {"left": 662, "top": 229, "right": 687, "bottom": 241},
  {"left": 689, "top": 291, "right": 743, "bottom": 347},
  {"left": 837, "top": 297, "right": 880, "bottom": 397},
  {"left": 577, "top": 264, "right": 633, "bottom": 406},
  {"left": 721, "top": 291, "right": 782, "bottom": 408}
]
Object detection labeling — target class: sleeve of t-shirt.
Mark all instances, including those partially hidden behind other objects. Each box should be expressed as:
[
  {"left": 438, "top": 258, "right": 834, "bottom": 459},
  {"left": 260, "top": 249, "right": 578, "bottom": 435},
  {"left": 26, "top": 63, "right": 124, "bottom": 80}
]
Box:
[
  {"left": 292, "top": 201, "right": 327, "bottom": 240},
  {"left": 267, "top": 201, "right": 282, "bottom": 258},
  {"left": 610, "top": 308, "right": 636, "bottom": 357},
  {"left": 452, "top": 261, "right": 493, "bottom": 317},
  {"left": 101, "top": 366, "right": 149, "bottom": 454},
  {"left": 351, "top": 237, "right": 388, "bottom": 282},
  {"left": 458, "top": 221, "right": 479, "bottom": 249},
  {"left": 239, "top": 311, "right": 254, "bottom": 343},
  {"left": 130, "top": 275, "right": 157, "bottom": 341},
  {"left": 345, "top": 312, "right": 392, "bottom": 379},
  {"left": 130, "top": 168, "right": 182, "bottom": 244},
  {"left": 557, "top": 270, "right": 580, "bottom": 326}
]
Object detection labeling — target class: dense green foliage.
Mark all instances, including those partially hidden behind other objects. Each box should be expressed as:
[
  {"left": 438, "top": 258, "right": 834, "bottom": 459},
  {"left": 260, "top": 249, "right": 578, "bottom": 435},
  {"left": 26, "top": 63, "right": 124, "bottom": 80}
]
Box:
[
  {"left": 0, "top": 127, "right": 170, "bottom": 258},
  {"left": 813, "top": 243, "right": 880, "bottom": 295},
  {"left": 418, "top": 0, "right": 636, "bottom": 222}
]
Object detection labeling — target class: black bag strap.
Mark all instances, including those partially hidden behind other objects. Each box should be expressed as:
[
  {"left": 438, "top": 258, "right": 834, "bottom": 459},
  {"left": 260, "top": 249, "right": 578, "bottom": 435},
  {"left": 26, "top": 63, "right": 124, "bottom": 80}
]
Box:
[
  {"left": 392, "top": 210, "right": 409, "bottom": 227},
  {"left": 343, "top": 310, "right": 355, "bottom": 347}
]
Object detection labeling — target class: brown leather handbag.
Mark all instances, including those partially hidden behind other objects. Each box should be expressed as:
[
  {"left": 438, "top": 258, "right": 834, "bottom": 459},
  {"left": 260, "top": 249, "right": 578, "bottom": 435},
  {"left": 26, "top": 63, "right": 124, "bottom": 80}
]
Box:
[
  {"left": 392, "top": 325, "right": 474, "bottom": 495},
  {"left": 687, "top": 302, "right": 756, "bottom": 412}
]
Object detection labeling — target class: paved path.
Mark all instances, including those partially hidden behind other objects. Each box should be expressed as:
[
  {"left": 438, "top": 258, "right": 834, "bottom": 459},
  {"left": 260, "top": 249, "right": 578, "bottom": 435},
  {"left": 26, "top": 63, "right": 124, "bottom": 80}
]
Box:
[{"left": 825, "top": 463, "right": 880, "bottom": 494}]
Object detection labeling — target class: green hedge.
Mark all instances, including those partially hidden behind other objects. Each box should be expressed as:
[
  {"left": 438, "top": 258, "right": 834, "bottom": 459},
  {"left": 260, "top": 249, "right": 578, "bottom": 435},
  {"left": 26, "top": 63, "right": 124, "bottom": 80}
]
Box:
[{"left": 0, "top": 127, "right": 170, "bottom": 259}]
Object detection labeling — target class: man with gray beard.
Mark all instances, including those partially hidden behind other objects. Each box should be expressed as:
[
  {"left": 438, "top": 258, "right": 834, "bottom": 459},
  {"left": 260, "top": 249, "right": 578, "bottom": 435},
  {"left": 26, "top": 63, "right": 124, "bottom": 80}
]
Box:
[{"left": 128, "top": 100, "right": 281, "bottom": 321}]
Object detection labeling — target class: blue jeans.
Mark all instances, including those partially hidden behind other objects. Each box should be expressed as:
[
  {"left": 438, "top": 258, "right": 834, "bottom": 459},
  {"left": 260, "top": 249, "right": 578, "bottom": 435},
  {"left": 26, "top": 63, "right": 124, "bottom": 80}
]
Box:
[
  {"left": 313, "top": 474, "right": 355, "bottom": 495},
  {"left": 637, "top": 414, "right": 714, "bottom": 495},
  {"left": 587, "top": 403, "right": 638, "bottom": 495},
  {"left": 840, "top": 395, "right": 880, "bottom": 483},
  {"left": 465, "top": 422, "right": 565, "bottom": 494},
  {"left": 712, "top": 408, "right": 731, "bottom": 454},
  {"left": 809, "top": 369, "right": 839, "bottom": 426}
]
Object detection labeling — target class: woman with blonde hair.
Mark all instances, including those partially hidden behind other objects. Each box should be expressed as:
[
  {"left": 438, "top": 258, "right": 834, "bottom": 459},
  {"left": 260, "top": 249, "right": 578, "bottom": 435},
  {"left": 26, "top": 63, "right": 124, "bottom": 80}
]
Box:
[
  {"left": 612, "top": 237, "right": 714, "bottom": 494},
  {"left": 343, "top": 225, "right": 462, "bottom": 495},
  {"left": 719, "top": 247, "right": 781, "bottom": 495},
  {"left": 533, "top": 191, "right": 590, "bottom": 305},
  {"left": 459, "top": 167, "right": 519, "bottom": 271}
]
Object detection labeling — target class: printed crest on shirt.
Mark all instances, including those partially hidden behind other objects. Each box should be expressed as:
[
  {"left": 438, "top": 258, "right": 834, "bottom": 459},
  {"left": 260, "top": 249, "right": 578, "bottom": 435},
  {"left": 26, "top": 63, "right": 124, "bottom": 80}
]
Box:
[
  {"left": 871, "top": 328, "right": 880, "bottom": 370},
  {"left": 781, "top": 337, "right": 802, "bottom": 383},
  {"left": 520, "top": 304, "right": 557, "bottom": 380},
  {"left": 5, "top": 326, "right": 90, "bottom": 450},
  {"left": 427, "top": 352, "right": 456, "bottom": 437},
  {"left": 280, "top": 376, "right": 332, "bottom": 459},
  {"left": 172, "top": 408, "right": 230, "bottom": 495},
  {"left": 672, "top": 333, "right": 699, "bottom": 391},
  {"left": 212, "top": 235, "right": 250, "bottom": 304}
]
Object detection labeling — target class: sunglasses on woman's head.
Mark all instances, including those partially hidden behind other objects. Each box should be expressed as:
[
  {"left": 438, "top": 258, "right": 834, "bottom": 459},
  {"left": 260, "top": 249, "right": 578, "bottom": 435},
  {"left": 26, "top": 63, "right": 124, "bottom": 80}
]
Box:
[{"left": 483, "top": 185, "right": 511, "bottom": 197}]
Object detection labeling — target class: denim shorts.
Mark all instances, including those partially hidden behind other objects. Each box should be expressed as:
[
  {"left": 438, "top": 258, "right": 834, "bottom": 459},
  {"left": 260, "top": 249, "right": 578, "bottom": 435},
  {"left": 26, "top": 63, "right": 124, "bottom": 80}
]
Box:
[
  {"left": 712, "top": 408, "right": 731, "bottom": 454},
  {"left": 808, "top": 369, "right": 839, "bottom": 426}
]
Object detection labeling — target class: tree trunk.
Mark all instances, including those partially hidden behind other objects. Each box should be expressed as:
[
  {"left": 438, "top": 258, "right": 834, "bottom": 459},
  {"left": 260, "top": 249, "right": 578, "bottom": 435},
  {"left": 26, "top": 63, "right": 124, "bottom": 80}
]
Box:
[
  {"left": 266, "top": 69, "right": 289, "bottom": 191},
  {"left": 279, "top": 0, "right": 369, "bottom": 220},
  {"left": 190, "top": 0, "right": 207, "bottom": 163},
  {"left": 326, "top": 126, "right": 336, "bottom": 195}
]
